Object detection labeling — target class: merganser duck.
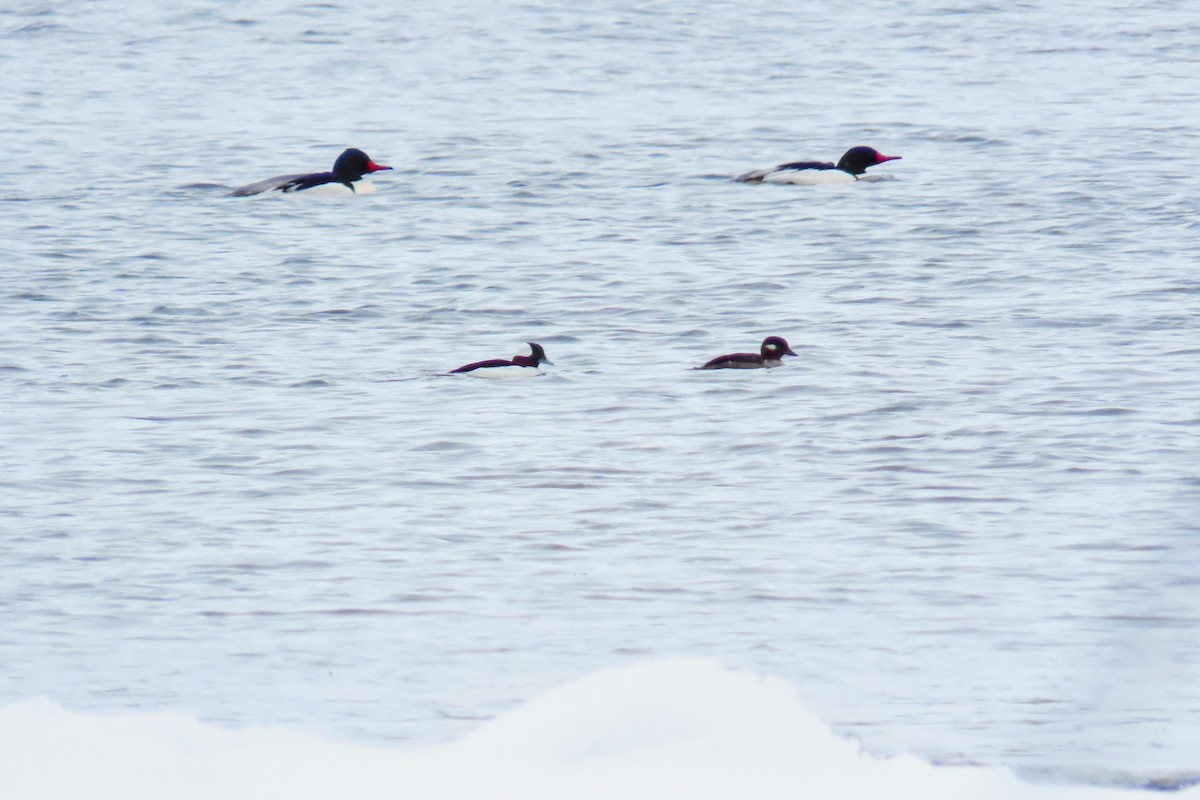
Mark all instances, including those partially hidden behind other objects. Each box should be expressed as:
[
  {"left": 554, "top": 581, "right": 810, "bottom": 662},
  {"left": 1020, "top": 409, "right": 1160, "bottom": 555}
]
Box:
[
  {"left": 735, "top": 146, "right": 900, "bottom": 185},
  {"left": 696, "top": 336, "right": 798, "bottom": 370},
  {"left": 230, "top": 148, "right": 392, "bottom": 196},
  {"left": 450, "top": 342, "right": 554, "bottom": 376}
]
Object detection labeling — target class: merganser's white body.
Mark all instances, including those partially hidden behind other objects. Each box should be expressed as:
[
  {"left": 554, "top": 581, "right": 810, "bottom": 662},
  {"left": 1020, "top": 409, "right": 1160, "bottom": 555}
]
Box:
[
  {"left": 230, "top": 148, "right": 391, "bottom": 197},
  {"left": 735, "top": 146, "right": 901, "bottom": 185}
]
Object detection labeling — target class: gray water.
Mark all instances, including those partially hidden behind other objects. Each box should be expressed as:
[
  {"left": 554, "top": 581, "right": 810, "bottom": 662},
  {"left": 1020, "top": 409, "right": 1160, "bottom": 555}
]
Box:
[{"left": 2, "top": 0, "right": 1198, "bottom": 784}]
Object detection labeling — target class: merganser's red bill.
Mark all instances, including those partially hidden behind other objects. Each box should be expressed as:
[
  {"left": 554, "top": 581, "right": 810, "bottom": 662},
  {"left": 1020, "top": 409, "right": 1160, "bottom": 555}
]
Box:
[
  {"left": 230, "top": 147, "right": 393, "bottom": 196},
  {"left": 735, "top": 145, "right": 901, "bottom": 183}
]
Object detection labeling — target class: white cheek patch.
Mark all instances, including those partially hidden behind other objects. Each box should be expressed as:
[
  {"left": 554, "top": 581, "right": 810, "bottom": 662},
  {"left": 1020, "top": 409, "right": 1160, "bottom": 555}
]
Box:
[{"left": 765, "top": 344, "right": 780, "bottom": 352}]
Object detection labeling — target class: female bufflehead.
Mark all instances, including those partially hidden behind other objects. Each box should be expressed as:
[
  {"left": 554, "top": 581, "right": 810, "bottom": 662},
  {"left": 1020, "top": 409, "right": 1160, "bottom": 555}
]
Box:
[
  {"left": 735, "top": 146, "right": 900, "bottom": 185},
  {"left": 450, "top": 342, "right": 553, "bottom": 375},
  {"left": 697, "top": 336, "right": 798, "bottom": 370},
  {"left": 230, "top": 148, "right": 392, "bottom": 196}
]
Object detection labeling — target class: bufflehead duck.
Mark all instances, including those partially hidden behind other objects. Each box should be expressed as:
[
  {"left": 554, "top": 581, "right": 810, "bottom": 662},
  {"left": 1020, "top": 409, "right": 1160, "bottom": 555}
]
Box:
[
  {"left": 230, "top": 148, "right": 392, "bottom": 196},
  {"left": 697, "top": 336, "right": 798, "bottom": 370},
  {"left": 735, "top": 146, "right": 901, "bottom": 185},
  {"left": 450, "top": 342, "right": 554, "bottom": 375}
]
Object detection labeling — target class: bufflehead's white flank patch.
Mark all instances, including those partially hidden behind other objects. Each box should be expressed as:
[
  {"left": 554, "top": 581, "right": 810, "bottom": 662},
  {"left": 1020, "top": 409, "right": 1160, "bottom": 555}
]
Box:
[
  {"left": 697, "top": 336, "right": 798, "bottom": 370},
  {"left": 450, "top": 342, "right": 553, "bottom": 376}
]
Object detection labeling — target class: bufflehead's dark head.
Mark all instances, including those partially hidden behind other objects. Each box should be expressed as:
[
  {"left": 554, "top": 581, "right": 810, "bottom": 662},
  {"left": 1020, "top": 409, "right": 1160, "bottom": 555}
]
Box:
[
  {"left": 836, "top": 146, "right": 901, "bottom": 176},
  {"left": 527, "top": 342, "right": 553, "bottom": 365},
  {"left": 761, "top": 336, "right": 798, "bottom": 358},
  {"left": 332, "top": 148, "right": 392, "bottom": 180}
]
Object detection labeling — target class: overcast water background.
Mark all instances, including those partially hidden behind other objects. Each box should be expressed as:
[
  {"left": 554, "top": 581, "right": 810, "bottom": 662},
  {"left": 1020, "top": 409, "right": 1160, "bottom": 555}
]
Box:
[{"left": 2, "top": 0, "right": 1198, "bottom": 789}]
